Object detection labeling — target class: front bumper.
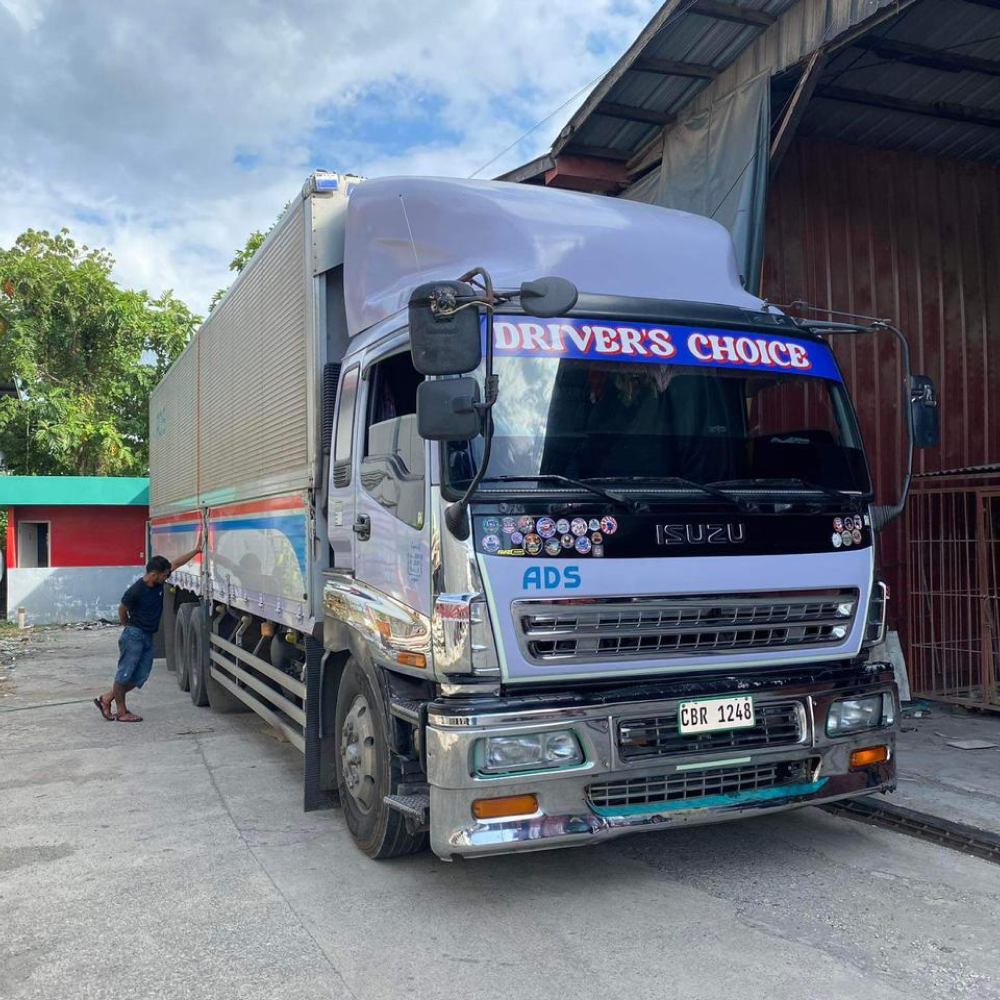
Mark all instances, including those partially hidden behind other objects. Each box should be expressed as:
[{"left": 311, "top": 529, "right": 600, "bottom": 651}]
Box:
[{"left": 425, "top": 682, "right": 896, "bottom": 860}]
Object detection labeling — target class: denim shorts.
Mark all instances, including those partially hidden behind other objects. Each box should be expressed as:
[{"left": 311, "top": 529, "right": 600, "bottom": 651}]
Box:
[{"left": 115, "top": 626, "right": 155, "bottom": 688}]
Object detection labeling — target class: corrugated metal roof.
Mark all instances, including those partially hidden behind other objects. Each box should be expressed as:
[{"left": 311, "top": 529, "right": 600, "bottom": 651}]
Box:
[
  {"left": 525, "top": 0, "right": 1000, "bottom": 183},
  {"left": 787, "top": 0, "right": 1000, "bottom": 161},
  {"left": 558, "top": 0, "right": 801, "bottom": 157},
  {"left": 0, "top": 476, "right": 150, "bottom": 506}
]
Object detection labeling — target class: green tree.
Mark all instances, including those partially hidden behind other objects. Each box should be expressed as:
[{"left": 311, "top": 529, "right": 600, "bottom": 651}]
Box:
[
  {"left": 209, "top": 203, "right": 288, "bottom": 311},
  {"left": 0, "top": 228, "right": 199, "bottom": 476}
]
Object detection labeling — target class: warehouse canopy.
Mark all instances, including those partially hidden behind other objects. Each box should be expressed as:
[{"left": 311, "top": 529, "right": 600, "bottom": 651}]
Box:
[
  {"left": 0, "top": 476, "right": 150, "bottom": 506},
  {"left": 502, "top": 0, "right": 1000, "bottom": 284}
]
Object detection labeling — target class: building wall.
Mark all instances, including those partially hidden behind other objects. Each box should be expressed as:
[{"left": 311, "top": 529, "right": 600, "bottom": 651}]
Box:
[
  {"left": 6, "top": 566, "right": 143, "bottom": 625},
  {"left": 7, "top": 505, "right": 148, "bottom": 568},
  {"left": 762, "top": 137, "right": 1000, "bottom": 641}
]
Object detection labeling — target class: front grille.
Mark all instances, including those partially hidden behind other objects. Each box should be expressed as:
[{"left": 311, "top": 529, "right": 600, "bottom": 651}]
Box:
[
  {"left": 514, "top": 590, "right": 857, "bottom": 665},
  {"left": 618, "top": 701, "right": 804, "bottom": 760},
  {"left": 587, "top": 758, "right": 818, "bottom": 811}
]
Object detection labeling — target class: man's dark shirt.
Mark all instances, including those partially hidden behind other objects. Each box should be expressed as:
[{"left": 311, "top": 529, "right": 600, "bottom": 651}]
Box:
[{"left": 121, "top": 578, "right": 164, "bottom": 634}]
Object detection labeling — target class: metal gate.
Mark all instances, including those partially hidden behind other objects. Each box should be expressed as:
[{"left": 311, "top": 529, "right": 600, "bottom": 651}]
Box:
[{"left": 907, "top": 481, "right": 1000, "bottom": 711}]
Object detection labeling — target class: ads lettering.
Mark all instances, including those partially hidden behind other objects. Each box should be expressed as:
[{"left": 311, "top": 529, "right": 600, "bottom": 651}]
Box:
[
  {"left": 522, "top": 566, "right": 582, "bottom": 590},
  {"left": 656, "top": 523, "right": 746, "bottom": 546}
]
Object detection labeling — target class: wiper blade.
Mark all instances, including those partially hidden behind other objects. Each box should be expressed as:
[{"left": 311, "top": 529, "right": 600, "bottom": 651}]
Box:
[
  {"left": 587, "top": 476, "right": 750, "bottom": 510},
  {"left": 477, "top": 474, "right": 639, "bottom": 511},
  {"left": 707, "top": 477, "right": 855, "bottom": 503}
]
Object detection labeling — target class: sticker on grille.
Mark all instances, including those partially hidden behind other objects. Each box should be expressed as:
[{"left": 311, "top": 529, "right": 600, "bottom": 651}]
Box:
[
  {"left": 514, "top": 590, "right": 857, "bottom": 665},
  {"left": 588, "top": 759, "right": 817, "bottom": 811},
  {"left": 618, "top": 702, "right": 804, "bottom": 760}
]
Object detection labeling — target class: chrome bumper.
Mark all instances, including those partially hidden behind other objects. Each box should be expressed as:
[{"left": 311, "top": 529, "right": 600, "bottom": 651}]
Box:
[{"left": 425, "top": 688, "right": 896, "bottom": 860}]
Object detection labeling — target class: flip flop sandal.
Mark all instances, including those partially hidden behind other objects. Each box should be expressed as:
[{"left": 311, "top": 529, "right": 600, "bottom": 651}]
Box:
[
  {"left": 117, "top": 713, "right": 143, "bottom": 723},
  {"left": 93, "top": 697, "right": 114, "bottom": 722}
]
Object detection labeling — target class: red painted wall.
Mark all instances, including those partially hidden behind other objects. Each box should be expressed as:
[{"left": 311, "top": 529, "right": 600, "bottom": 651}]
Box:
[{"left": 9, "top": 505, "right": 147, "bottom": 568}]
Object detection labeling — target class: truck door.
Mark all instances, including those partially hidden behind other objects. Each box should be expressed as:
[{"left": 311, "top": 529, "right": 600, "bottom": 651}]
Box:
[
  {"left": 327, "top": 364, "right": 361, "bottom": 571},
  {"left": 352, "top": 348, "right": 430, "bottom": 617}
]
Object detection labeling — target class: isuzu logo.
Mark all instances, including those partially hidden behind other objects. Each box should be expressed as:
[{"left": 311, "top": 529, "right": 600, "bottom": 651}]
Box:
[{"left": 656, "top": 523, "right": 746, "bottom": 546}]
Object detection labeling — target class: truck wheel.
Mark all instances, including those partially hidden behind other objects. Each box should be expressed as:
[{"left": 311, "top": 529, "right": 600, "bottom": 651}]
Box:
[
  {"left": 175, "top": 603, "right": 194, "bottom": 692},
  {"left": 335, "top": 657, "right": 427, "bottom": 859},
  {"left": 188, "top": 606, "right": 210, "bottom": 707}
]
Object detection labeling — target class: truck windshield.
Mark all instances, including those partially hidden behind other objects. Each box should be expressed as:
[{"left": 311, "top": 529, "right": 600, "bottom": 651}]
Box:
[{"left": 448, "top": 349, "right": 870, "bottom": 496}]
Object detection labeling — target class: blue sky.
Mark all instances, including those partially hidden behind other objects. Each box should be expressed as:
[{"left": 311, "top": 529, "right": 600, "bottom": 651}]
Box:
[{"left": 0, "top": 0, "right": 659, "bottom": 313}]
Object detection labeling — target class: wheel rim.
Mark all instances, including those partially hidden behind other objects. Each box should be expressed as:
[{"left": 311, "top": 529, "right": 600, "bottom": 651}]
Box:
[{"left": 340, "top": 693, "right": 378, "bottom": 814}]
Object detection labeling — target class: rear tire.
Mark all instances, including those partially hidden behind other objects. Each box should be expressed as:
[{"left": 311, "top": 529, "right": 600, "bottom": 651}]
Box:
[
  {"left": 334, "top": 657, "right": 427, "bottom": 859},
  {"left": 163, "top": 597, "right": 177, "bottom": 673},
  {"left": 175, "top": 603, "right": 194, "bottom": 692},
  {"left": 188, "top": 605, "right": 210, "bottom": 707}
]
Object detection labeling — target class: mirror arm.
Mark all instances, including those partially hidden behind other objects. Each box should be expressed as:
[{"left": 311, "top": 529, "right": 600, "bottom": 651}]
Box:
[
  {"left": 445, "top": 267, "right": 498, "bottom": 540},
  {"left": 870, "top": 321, "right": 914, "bottom": 533}
]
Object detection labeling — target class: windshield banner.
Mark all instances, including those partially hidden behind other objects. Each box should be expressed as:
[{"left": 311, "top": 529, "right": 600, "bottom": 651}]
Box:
[{"left": 485, "top": 316, "right": 842, "bottom": 381}]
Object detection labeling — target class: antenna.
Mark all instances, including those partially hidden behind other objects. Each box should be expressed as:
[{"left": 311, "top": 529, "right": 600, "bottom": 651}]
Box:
[{"left": 398, "top": 194, "right": 421, "bottom": 272}]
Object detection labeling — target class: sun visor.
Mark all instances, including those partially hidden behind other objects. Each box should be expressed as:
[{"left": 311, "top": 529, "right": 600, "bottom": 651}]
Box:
[{"left": 342, "top": 176, "right": 763, "bottom": 338}]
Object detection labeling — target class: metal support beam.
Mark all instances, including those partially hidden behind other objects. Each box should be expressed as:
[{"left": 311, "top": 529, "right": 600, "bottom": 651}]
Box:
[
  {"left": 770, "top": 49, "right": 828, "bottom": 179},
  {"left": 632, "top": 56, "right": 719, "bottom": 79},
  {"left": 851, "top": 36, "right": 1000, "bottom": 77},
  {"left": 816, "top": 85, "right": 1000, "bottom": 130},
  {"left": 559, "top": 144, "right": 634, "bottom": 162},
  {"left": 597, "top": 102, "right": 675, "bottom": 126},
  {"left": 690, "top": 0, "right": 776, "bottom": 27}
]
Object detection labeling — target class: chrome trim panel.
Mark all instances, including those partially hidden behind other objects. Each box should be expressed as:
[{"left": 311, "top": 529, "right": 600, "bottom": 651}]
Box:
[
  {"left": 513, "top": 590, "right": 858, "bottom": 666},
  {"left": 323, "top": 572, "right": 431, "bottom": 678}
]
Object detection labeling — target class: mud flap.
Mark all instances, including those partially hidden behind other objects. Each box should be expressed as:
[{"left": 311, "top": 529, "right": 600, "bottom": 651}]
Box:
[{"left": 304, "top": 634, "right": 339, "bottom": 812}]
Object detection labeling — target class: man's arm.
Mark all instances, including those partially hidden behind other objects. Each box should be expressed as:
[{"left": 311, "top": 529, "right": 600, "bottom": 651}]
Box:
[
  {"left": 118, "top": 602, "right": 130, "bottom": 627},
  {"left": 171, "top": 531, "right": 204, "bottom": 572}
]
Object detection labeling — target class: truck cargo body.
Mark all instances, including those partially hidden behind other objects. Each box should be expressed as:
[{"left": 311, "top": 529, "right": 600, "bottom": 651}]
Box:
[{"left": 151, "top": 174, "right": 899, "bottom": 860}]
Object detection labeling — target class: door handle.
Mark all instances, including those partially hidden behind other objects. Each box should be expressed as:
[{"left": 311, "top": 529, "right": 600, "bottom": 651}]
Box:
[{"left": 352, "top": 514, "right": 371, "bottom": 541}]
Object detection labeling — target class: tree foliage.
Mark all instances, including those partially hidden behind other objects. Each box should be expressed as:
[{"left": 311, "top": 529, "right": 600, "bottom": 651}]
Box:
[
  {"left": 209, "top": 203, "right": 288, "bottom": 311},
  {"left": 0, "top": 228, "right": 199, "bottom": 476}
]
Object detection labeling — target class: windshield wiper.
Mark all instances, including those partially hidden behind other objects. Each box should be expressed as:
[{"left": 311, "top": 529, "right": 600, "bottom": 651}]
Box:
[
  {"left": 475, "top": 474, "right": 641, "bottom": 511},
  {"left": 707, "top": 477, "right": 857, "bottom": 504},
  {"left": 587, "top": 476, "right": 752, "bottom": 511}
]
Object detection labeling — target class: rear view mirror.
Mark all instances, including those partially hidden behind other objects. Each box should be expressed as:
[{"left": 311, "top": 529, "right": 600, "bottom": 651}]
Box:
[
  {"left": 417, "top": 378, "right": 481, "bottom": 441},
  {"left": 910, "top": 375, "right": 939, "bottom": 449},
  {"left": 409, "top": 281, "right": 482, "bottom": 375},
  {"left": 519, "top": 276, "right": 578, "bottom": 318}
]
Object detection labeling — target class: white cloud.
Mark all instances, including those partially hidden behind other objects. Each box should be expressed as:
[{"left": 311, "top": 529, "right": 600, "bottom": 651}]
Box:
[{"left": 0, "top": 0, "right": 659, "bottom": 313}]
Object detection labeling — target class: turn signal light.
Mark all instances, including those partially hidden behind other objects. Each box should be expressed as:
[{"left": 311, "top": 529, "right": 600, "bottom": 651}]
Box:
[
  {"left": 395, "top": 652, "right": 427, "bottom": 669},
  {"left": 850, "top": 745, "right": 889, "bottom": 769},
  {"left": 472, "top": 794, "right": 539, "bottom": 820}
]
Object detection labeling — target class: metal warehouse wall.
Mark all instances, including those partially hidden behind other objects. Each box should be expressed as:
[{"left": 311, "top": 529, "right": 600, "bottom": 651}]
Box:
[{"left": 762, "top": 136, "right": 1000, "bottom": 643}]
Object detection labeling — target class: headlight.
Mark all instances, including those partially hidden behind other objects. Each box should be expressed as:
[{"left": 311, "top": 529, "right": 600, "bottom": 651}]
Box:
[
  {"left": 826, "top": 693, "right": 894, "bottom": 736},
  {"left": 478, "top": 730, "right": 585, "bottom": 774}
]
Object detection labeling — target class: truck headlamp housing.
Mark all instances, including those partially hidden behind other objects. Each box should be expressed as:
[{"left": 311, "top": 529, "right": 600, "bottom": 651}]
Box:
[
  {"left": 477, "top": 730, "right": 585, "bottom": 775},
  {"left": 863, "top": 581, "right": 889, "bottom": 647},
  {"left": 826, "top": 693, "right": 895, "bottom": 736},
  {"left": 432, "top": 593, "right": 500, "bottom": 678}
]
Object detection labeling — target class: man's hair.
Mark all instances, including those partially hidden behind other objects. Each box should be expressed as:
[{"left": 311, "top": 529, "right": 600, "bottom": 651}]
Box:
[{"left": 146, "top": 555, "right": 172, "bottom": 574}]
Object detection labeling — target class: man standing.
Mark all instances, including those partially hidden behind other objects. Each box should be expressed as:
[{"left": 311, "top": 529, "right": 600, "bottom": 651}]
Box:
[{"left": 94, "top": 537, "right": 201, "bottom": 723}]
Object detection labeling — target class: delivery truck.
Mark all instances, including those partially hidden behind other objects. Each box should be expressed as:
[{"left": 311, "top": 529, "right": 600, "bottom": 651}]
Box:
[{"left": 149, "top": 171, "right": 939, "bottom": 860}]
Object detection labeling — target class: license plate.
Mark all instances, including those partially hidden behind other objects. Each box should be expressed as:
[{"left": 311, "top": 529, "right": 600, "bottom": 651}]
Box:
[{"left": 678, "top": 695, "right": 755, "bottom": 735}]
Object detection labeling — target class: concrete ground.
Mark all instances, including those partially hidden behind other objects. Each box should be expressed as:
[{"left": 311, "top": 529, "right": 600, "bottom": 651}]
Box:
[
  {"left": 3, "top": 627, "right": 1000, "bottom": 1000},
  {"left": 894, "top": 706, "right": 1000, "bottom": 836}
]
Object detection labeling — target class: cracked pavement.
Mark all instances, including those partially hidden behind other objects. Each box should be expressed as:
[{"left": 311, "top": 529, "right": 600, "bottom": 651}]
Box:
[{"left": 2, "top": 627, "right": 999, "bottom": 1000}]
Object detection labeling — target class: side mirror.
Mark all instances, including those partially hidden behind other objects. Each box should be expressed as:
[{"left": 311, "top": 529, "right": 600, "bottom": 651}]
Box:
[
  {"left": 519, "top": 276, "right": 578, "bottom": 318},
  {"left": 910, "top": 375, "right": 939, "bottom": 449},
  {"left": 408, "top": 281, "right": 481, "bottom": 375},
  {"left": 416, "top": 378, "right": 482, "bottom": 441}
]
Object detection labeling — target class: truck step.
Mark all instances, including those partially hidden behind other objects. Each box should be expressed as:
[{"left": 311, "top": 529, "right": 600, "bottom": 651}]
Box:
[
  {"left": 384, "top": 793, "right": 430, "bottom": 822},
  {"left": 389, "top": 697, "right": 423, "bottom": 725}
]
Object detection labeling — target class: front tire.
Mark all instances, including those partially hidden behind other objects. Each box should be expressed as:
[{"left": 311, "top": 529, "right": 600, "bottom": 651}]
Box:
[{"left": 334, "top": 657, "right": 427, "bottom": 859}]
